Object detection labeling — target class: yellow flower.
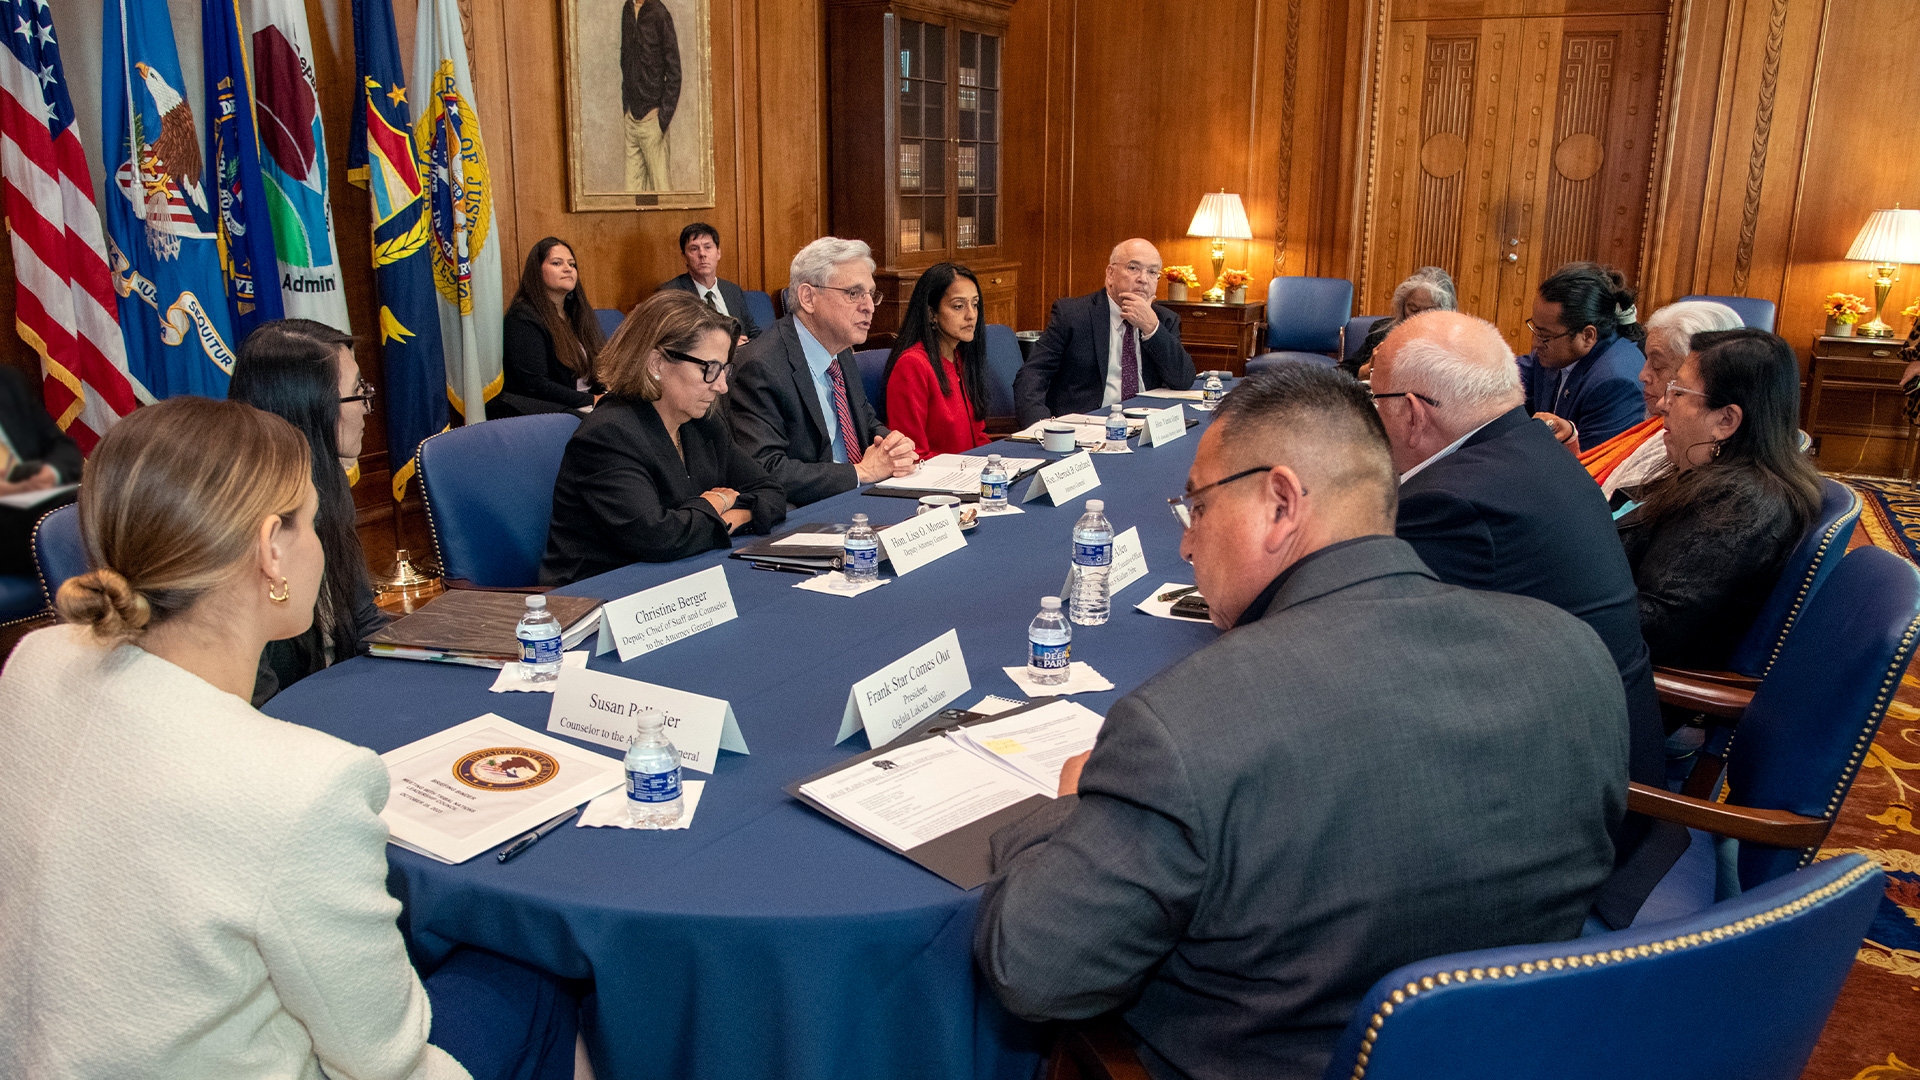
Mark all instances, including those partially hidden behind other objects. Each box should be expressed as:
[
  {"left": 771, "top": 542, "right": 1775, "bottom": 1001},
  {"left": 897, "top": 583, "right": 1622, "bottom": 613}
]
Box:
[{"left": 1219, "top": 269, "right": 1252, "bottom": 289}]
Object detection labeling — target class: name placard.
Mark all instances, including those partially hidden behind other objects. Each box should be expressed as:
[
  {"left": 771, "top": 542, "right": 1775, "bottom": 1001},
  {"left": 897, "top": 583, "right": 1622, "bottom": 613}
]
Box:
[
  {"left": 1143, "top": 405, "right": 1186, "bottom": 447},
  {"left": 1022, "top": 451, "right": 1101, "bottom": 505},
  {"left": 593, "top": 565, "right": 737, "bottom": 662},
  {"left": 837, "top": 628, "right": 972, "bottom": 747},
  {"left": 547, "top": 664, "right": 747, "bottom": 775},
  {"left": 876, "top": 509, "right": 967, "bottom": 576},
  {"left": 1110, "top": 526, "right": 1148, "bottom": 595}
]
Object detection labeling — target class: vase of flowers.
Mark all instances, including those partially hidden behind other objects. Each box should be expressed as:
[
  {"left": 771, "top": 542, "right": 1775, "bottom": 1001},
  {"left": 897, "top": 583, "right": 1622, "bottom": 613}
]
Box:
[
  {"left": 1163, "top": 265, "right": 1200, "bottom": 302},
  {"left": 1220, "top": 269, "right": 1252, "bottom": 305},
  {"left": 1823, "top": 293, "right": 1869, "bottom": 337}
]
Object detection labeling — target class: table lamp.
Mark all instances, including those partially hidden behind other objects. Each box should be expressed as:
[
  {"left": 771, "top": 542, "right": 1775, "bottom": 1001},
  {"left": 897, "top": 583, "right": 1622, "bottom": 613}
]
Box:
[
  {"left": 1187, "top": 190, "right": 1252, "bottom": 302},
  {"left": 1845, "top": 206, "right": 1920, "bottom": 338}
]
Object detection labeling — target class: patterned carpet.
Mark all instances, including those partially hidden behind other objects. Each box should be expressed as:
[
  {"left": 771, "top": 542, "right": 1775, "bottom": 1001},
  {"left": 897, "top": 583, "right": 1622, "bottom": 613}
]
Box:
[{"left": 1802, "top": 476, "right": 1920, "bottom": 1080}]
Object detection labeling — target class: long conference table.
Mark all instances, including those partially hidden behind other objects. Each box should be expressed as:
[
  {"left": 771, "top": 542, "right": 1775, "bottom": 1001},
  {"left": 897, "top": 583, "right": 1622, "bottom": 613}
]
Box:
[{"left": 267, "top": 398, "right": 1225, "bottom": 1080}]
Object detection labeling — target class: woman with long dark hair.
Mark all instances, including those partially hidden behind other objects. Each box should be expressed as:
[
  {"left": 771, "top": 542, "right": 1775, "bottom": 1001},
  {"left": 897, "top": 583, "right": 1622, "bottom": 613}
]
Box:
[
  {"left": 880, "top": 262, "right": 990, "bottom": 456},
  {"left": 228, "top": 319, "right": 387, "bottom": 705},
  {"left": 1518, "top": 262, "right": 1648, "bottom": 451},
  {"left": 496, "top": 236, "right": 607, "bottom": 416},
  {"left": 1616, "top": 328, "right": 1821, "bottom": 676}
]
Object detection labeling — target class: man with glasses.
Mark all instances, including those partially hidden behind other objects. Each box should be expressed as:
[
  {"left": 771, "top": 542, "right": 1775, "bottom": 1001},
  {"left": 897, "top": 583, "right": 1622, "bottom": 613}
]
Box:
[
  {"left": 0, "top": 363, "right": 80, "bottom": 578},
  {"left": 729, "top": 237, "right": 918, "bottom": 507},
  {"left": 975, "top": 364, "right": 1627, "bottom": 1080},
  {"left": 1012, "top": 238, "right": 1196, "bottom": 427}
]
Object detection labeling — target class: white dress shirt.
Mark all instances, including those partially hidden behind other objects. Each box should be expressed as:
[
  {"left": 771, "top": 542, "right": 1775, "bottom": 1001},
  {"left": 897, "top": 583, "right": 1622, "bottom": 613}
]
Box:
[
  {"left": 1102, "top": 296, "right": 1158, "bottom": 408},
  {"left": 1398, "top": 415, "right": 1502, "bottom": 482},
  {"left": 693, "top": 279, "right": 732, "bottom": 318}
]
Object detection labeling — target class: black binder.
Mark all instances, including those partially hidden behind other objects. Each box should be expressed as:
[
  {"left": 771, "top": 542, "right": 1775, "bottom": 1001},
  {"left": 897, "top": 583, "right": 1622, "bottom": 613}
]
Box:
[{"left": 728, "top": 522, "right": 848, "bottom": 572}]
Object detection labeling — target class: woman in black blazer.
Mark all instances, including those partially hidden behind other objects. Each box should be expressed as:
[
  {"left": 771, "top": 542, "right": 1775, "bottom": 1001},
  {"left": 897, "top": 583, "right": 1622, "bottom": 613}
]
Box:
[
  {"left": 496, "top": 237, "right": 607, "bottom": 416},
  {"left": 541, "top": 291, "right": 786, "bottom": 585}
]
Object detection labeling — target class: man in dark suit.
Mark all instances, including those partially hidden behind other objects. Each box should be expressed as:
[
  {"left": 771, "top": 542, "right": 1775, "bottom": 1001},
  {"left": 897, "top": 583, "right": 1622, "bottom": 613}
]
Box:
[
  {"left": 1012, "top": 238, "right": 1197, "bottom": 426},
  {"left": 657, "top": 222, "right": 762, "bottom": 342},
  {"left": 975, "top": 365, "right": 1628, "bottom": 1080},
  {"left": 619, "top": 0, "right": 679, "bottom": 191},
  {"left": 728, "top": 237, "right": 917, "bottom": 507},
  {"left": 1371, "top": 311, "right": 1663, "bottom": 792},
  {"left": 0, "top": 365, "right": 80, "bottom": 576}
]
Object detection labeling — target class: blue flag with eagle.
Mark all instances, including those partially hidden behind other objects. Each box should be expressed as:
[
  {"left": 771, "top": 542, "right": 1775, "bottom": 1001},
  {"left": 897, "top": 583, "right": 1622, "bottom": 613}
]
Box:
[
  {"left": 202, "top": 0, "right": 284, "bottom": 340},
  {"left": 346, "top": 0, "right": 446, "bottom": 502},
  {"left": 100, "top": 0, "right": 238, "bottom": 398}
]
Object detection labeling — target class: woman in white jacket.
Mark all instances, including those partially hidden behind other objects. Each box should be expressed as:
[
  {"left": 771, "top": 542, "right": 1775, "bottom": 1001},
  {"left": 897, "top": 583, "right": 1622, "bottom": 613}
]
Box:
[{"left": 0, "top": 398, "right": 573, "bottom": 1080}]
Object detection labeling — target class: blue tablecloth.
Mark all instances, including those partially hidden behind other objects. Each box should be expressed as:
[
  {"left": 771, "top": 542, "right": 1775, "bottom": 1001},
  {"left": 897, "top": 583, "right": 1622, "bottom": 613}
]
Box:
[{"left": 266, "top": 402, "right": 1222, "bottom": 1080}]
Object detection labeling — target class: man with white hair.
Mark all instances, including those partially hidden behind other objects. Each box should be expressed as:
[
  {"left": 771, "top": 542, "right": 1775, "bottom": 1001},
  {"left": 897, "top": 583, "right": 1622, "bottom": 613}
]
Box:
[
  {"left": 1372, "top": 312, "right": 1663, "bottom": 809},
  {"left": 729, "top": 237, "right": 918, "bottom": 507},
  {"left": 1581, "top": 300, "right": 1745, "bottom": 498}
]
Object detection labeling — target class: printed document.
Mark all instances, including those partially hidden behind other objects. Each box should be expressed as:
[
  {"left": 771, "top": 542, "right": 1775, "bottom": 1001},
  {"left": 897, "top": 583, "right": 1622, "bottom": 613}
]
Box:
[{"left": 871, "top": 453, "right": 1045, "bottom": 494}]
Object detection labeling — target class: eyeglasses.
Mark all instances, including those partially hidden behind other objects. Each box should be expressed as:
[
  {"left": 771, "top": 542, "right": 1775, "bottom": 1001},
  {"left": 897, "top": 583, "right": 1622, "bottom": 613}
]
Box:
[
  {"left": 1664, "top": 380, "right": 1709, "bottom": 404},
  {"left": 1369, "top": 388, "right": 1440, "bottom": 408},
  {"left": 1524, "top": 318, "right": 1575, "bottom": 344},
  {"left": 1112, "top": 261, "right": 1163, "bottom": 280},
  {"left": 808, "top": 283, "right": 882, "bottom": 305},
  {"left": 340, "top": 378, "right": 376, "bottom": 410},
  {"left": 663, "top": 348, "right": 734, "bottom": 384},
  {"left": 1167, "top": 465, "right": 1283, "bottom": 529}
]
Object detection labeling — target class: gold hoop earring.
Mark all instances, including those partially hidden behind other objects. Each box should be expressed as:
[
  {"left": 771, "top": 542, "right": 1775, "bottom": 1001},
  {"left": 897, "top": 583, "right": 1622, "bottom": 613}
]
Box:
[{"left": 268, "top": 577, "right": 291, "bottom": 603}]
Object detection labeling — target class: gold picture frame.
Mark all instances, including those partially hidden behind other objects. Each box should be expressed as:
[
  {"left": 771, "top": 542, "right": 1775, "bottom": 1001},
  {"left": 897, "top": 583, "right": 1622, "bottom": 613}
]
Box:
[{"left": 561, "top": 0, "right": 715, "bottom": 211}]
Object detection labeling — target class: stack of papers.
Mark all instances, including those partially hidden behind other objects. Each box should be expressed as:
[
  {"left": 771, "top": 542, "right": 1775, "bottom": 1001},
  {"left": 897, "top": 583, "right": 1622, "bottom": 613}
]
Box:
[{"left": 870, "top": 453, "right": 1047, "bottom": 495}]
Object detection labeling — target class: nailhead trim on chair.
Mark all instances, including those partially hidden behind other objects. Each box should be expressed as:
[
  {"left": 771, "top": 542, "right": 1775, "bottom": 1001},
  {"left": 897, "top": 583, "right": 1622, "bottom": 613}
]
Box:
[
  {"left": 1810, "top": 613, "right": 1920, "bottom": 863},
  {"left": 1340, "top": 859, "right": 1882, "bottom": 1079},
  {"left": 1761, "top": 490, "right": 1860, "bottom": 677}
]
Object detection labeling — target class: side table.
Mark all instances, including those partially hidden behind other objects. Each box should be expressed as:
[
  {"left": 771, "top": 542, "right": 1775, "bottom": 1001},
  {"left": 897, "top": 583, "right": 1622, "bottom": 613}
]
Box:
[
  {"left": 1805, "top": 334, "right": 1914, "bottom": 477},
  {"left": 1161, "top": 299, "right": 1266, "bottom": 377}
]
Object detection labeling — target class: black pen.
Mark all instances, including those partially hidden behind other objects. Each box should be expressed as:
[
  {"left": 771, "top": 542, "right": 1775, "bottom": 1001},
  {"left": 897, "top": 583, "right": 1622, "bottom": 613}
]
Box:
[
  {"left": 1157, "top": 585, "right": 1199, "bottom": 602},
  {"left": 496, "top": 806, "right": 582, "bottom": 863},
  {"left": 750, "top": 561, "right": 820, "bottom": 576}
]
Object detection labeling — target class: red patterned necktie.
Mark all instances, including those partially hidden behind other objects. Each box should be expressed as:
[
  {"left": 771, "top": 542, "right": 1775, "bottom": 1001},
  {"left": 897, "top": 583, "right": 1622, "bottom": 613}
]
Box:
[
  {"left": 826, "top": 361, "right": 865, "bottom": 464},
  {"left": 1120, "top": 323, "right": 1140, "bottom": 400}
]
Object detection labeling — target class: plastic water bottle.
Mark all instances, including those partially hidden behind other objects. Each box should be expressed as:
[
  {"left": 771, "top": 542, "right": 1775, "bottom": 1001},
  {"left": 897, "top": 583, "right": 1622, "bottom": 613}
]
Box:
[
  {"left": 979, "top": 454, "right": 1009, "bottom": 512},
  {"left": 1069, "top": 498, "right": 1113, "bottom": 626},
  {"left": 1106, "top": 404, "right": 1128, "bottom": 443},
  {"left": 515, "top": 595, "right": 562, "bottom": 683},
  {"left": 1203, "top": 371, "right": 1225, "bottom": 405},
  {"left": 1028, "top": 596, "right": 1071, "bottom": 687},
  {"left": 625, "top": 708, "right": 684, "bottom": 828},
  {"left": 842, "top": 513, "right": 879, "bottom": 585}
]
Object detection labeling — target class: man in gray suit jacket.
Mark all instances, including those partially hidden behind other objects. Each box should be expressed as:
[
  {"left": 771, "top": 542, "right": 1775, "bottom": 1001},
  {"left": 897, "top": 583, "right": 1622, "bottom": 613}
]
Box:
[
  {"left": 728, "top": 237, "right": 918, "bottom": 506},
  {"left": 974, "top": 364, "right": 1629, "bottom": 1080}
]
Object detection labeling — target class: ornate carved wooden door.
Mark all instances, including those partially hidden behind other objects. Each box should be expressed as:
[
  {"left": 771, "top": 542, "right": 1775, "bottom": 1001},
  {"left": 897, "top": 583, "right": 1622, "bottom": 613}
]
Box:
[{"left": 1360, "top": 2, "right": 1669, "bottom": 348}]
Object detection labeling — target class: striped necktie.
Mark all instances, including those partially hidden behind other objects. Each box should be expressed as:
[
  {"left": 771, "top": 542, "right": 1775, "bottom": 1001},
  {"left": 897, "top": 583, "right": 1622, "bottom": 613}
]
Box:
[{"left": 826, "top": 361, "right": 864, "bottom": 464}]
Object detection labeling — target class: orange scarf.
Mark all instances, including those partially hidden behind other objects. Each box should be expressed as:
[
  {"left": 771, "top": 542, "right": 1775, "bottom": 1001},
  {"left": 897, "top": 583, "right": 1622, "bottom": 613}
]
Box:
[{"left": 1579, "top": 417, "right": 1664, "bottom": 485}]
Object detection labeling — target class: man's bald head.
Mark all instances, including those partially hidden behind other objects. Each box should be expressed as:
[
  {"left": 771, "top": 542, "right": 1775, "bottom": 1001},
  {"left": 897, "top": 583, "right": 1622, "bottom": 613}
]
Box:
[
  {"left": 1105, "top": 239, "right": 1163, "bottom": 305},
  {"left": 1373, "top": 310, "right": 1524, "bottom": 437}
]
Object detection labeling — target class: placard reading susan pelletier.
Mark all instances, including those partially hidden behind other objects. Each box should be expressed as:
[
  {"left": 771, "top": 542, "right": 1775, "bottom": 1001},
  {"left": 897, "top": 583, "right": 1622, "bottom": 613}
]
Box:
[{"left": 562, "top": 0, "right": 715, "bottom": 211}]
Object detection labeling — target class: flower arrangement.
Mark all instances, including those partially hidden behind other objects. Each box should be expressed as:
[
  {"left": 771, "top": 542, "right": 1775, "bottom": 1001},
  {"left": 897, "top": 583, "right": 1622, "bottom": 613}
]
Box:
[
  {"left": 1903, "top": 299, "right": 1920, "bottom": 319},
  {"left": 1163, "top": 265, "right": 1201, "bottom": 288},
  {"left": 1218, "top": 269, "right": 1253, "bottom": 290},
  {"left": 1822, "top": 293, "right": 1870, "bottom": 323}
]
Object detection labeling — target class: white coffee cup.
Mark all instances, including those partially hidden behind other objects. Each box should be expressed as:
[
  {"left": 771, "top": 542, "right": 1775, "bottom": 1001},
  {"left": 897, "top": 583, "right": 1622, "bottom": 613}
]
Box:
[
  {"left": 1042, "top": 424, "right": 1076, "bottom": 452},
  {"left": 917, "top": 493, "right": 976, "bottom": 528}
]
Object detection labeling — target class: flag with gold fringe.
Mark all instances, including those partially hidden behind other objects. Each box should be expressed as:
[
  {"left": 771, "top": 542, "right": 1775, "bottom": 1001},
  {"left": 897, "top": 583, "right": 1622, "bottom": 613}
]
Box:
[{"left": 346, "top": 0, "right": 445, "bottom": 501}]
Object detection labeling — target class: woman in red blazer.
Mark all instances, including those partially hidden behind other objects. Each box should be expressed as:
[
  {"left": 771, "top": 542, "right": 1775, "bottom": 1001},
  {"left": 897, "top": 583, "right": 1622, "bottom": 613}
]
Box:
[{"left": 881, "top": 263, "right": 991, "bottom": 456}]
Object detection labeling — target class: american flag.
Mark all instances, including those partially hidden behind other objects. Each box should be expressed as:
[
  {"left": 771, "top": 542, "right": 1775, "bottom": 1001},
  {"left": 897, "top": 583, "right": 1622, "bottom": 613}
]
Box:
[{"left": 0, "top": 0, "right": 145, "bottom": 451}]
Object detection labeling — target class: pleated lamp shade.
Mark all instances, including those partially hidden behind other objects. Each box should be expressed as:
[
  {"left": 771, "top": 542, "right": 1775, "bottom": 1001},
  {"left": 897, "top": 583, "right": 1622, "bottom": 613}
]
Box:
[
  {"left": 1845, "top": 208, "right": 1920, "bottom": 264},
  {"left": 1187, "top": 192, "right": 1252, "bottom": 240}
]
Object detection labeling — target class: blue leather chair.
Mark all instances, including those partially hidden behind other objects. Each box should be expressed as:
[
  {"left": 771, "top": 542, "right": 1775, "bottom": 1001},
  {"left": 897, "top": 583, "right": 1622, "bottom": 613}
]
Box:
[
  {"left": 1320, "top": 855, "right": 1882, "bottom": 1080},
  {"left": 1344, "top": 314, "right": 1386, "bottom": 368},
  {"left": 980, "top": 324, "right": 1022, "bottom": 421},
  {"left": 1678, "top": 294, "right": 1777, "bottom": 333},
  {"left": 1245, "top": 277, "right": 1353, "bottom": 373},
  {"left": 743, "top": 289, "right": 777, "bottom": 332},
  {"left": 418, "top": 414, "right": 580, "bottom": 588},
  {"left": 595, "top": 307, "right": 625, "bottom": 340},
  {"left": 854, "top": 348, "right": 889, "bottom": 411},
  {"left": 1724, "top": 477, "right": 1859, "bottom": 677},
  {"left": 32, "top": 502, "right": 86, "bottom": 608}
]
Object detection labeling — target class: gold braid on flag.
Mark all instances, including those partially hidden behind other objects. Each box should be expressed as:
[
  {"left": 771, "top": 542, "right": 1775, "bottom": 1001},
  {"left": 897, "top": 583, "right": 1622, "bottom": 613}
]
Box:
[{"left": 372, "top": 212, "right": 431, "bottom": 267}]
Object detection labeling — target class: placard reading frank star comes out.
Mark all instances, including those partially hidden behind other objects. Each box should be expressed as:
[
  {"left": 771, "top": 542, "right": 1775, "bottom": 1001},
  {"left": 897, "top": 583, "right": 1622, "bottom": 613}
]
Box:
[
  {"left": 837, "top": 628, "right": 972, "bottom": 748},
  {"left": 593, "top": 565, "right": 737, "bottom": 662}
]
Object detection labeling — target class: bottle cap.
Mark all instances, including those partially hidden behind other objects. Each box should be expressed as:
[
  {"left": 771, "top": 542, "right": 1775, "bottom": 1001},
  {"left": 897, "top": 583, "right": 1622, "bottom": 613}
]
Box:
[
  {"left": 635, "top": 708, "right": 666, "bottom": 730},
  {"left": 1040, "top": 596, "right": 1061, "bottom": 610},
  {"left": 852, "top": 513, "right": 869, "bottom": 524},
  {"left": 525, "top": 595, "right": 547, "bottom": 609},
  {"left": 1086, "top": 499, "right": 1104, "bottom": 511}
]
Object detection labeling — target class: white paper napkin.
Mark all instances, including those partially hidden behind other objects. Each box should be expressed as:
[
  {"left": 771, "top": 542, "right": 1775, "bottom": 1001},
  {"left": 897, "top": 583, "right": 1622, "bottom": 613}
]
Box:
[
  {"left": 1001, "top": 661, "right": 1116, "bottom": 697},
  {"left": 489, "top": 649, "right": 591, "bottom": 693},
  {"left": 1088, "top": 441, "right": 1134, "bottom": 454},
  {"left": 793, "top": 571, "right": 891, "bottom": 597},
  {"left": 1134, "top": 581, "right": 1210, "bottom": 622},
  {"left": 576, "top": 781, "right": 706, "bottom": 830},
  {"left": 975, "top": 502, "right": 1026, "bottom": 517}
]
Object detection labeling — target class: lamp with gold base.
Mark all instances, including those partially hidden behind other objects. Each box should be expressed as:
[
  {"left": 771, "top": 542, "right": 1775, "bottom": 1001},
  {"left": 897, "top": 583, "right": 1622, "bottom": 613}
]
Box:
[
  {"left": 1845, "top": 207, "right": 1920, "bottom": 338},
  {"left": 1186, "top": 191, "right": 1252, "bottom": 303}
]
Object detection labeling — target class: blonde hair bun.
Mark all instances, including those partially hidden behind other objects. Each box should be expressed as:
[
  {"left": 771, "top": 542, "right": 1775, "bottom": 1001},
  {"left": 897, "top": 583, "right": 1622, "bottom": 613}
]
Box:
[{"left": 57, "top": 567, "right": 152, "bottom": 641}]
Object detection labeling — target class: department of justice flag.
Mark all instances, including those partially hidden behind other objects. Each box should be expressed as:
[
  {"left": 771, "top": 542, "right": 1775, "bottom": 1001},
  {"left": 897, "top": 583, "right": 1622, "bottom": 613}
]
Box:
[{"left": 203, "top": 0, "right": 284, "bottom": 340}]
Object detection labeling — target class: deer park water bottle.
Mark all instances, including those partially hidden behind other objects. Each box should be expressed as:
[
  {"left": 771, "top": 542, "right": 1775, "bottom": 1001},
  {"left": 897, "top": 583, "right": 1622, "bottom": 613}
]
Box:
[
  {"left": 1203, "top": 371, "right": 1225, "bottom": 405},
  {"left": 842, "top": 513, "right": 880, "bottom": 585},
  {"left": 625, "top": 708, "right": 684, "bottom": 828},
  {"left": 1106, "top": 404, "right": 1128, "bottom": 443},
  {"left": 1069, "top": 499, "right": 1113, "bottom": 626},
  {"left": 979, "top": 454, "right": 1009, "bottom": 512},
  {"left": 1028, "top": 596, "right": 1071, "bottom": 687},
  {"left": 515, "top": 595, "right": 562, "bottom": 683}
]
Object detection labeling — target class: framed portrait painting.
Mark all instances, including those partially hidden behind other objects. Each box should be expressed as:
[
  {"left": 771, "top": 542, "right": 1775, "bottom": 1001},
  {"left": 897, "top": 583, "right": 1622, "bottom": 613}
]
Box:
[{"left": 562, "top": 0, "right": 715, "bottom": 211}]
